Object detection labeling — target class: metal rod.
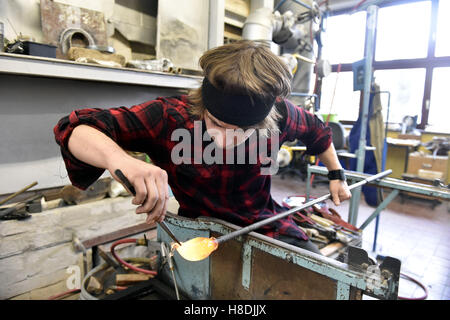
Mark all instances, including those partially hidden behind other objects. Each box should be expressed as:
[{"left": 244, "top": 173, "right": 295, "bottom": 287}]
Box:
[
  {"left": 158, "top": 222, "right": 182, "bottom": 246},
  {"left": 359, "top": 189, "right": 399, "bottom": 230},
  {"left": 348, "top": 5, "right": 379, "bottom": 226},
  {"left": 114, "top": 169, "right": 182, "bottom": 245},
  {"left": 0, "top": 181, "right": 38, "bottom": 206},
  {"left": 215, "top": 169, "right": 392, "bottom": 244}
]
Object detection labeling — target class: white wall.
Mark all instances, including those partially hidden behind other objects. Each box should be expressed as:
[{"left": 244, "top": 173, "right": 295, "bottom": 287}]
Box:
[{"left": 156, "top": 0, "right": 210, "bottom": 70}]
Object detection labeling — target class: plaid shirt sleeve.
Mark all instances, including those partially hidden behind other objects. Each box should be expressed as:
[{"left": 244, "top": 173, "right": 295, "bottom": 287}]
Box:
[
  {"left": 53, "top": 100, "right": 167, "bottom": 190},
  {"left": 278, "top": 99, "right": 332, "bottom": 155}
]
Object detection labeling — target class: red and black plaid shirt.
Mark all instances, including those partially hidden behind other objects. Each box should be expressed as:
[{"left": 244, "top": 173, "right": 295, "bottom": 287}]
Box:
[{"left": 54, "top": 95, "right": 331, "bottom": 242}]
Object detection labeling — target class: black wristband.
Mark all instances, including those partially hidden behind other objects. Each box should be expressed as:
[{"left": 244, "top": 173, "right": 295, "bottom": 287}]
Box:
[{"left": 327, "top": 169, "right": 346, "bottom": 181}]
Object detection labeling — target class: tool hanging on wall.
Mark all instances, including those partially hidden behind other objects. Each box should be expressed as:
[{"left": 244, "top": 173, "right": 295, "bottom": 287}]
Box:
[{"left": 172, "top": 169, "right": 393, "bottom": 261}]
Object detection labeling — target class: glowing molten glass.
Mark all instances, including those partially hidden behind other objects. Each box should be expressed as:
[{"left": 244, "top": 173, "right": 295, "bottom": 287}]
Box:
[{"left": 172, "top": 237, "right": 218, "bottom": 261}]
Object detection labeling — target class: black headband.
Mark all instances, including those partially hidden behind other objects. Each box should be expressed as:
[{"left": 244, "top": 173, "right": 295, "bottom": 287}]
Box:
[{"left": 201, "top": 77, "right": 275, "bottom": 127}]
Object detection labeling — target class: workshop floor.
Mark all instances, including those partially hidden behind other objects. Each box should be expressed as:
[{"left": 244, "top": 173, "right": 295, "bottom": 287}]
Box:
[{"left": 271, "top": 174, "right": 450, "bottom": 300}]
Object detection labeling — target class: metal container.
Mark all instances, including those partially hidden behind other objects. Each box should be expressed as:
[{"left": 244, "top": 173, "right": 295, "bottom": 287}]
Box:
[
  {"left": 22, "top": 41, "right": 57, "bottom": 58},
  {"left": 159, "top": 214, "right": 400, "bottom": 300}
]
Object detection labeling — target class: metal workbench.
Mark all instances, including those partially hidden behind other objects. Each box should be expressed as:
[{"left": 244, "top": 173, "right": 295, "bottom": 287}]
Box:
[{"left": 306, "top": 165, "right": 450, "bottom": 248}]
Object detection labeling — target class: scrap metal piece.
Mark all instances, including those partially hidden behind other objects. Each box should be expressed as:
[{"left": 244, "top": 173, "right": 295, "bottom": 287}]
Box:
[
  {"left": 0, "top": 193, "right": 41, "bottom": 220},
  {"left": 103, "top": 278, "right": 183, "bottom": 300},
  {"left": 86, "top": 276, "right": 103, "bottom": 295},
  {"left": 97, "top": 247, "right": 121, "bottom": 270},
  {"left": 40, "top": 0, "right": 108, "bottom": 59},
  {"left": 59, "top": 28, "right": 96, "bottom": 55},
  {"left": 347, "top": 245, "right": 372, "bottom": 269},
  {"left": 379, "top": 256, "right": 401, "bottom": 299},
  {"left": 60, "top": 178, "right": 111, "bottom": 205},
  {"left": 72, "top": 233, "right": 89, "bottom": 276},
  {"left": 126, "top": 58, "right": 174, "bottom": 72},
  {"left": 241, "top": 242, "right": 252, "bottom": 290}
]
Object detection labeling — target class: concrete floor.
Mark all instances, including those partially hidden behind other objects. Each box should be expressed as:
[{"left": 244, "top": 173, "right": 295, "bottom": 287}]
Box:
[{"left": 271, "top": 174, "right": 450, "bottom": 300}]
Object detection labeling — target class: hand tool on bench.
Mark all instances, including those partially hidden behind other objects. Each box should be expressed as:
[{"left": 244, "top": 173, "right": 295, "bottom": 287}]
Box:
[
  {"left": 114, "top": 169, "right": 181, "bottom": 246},
  {"left": 0, "top": 193, "right": 42, "bottom": 220},
  {"left": 173, "top": 169, "right": 393, "bottom": 261}
]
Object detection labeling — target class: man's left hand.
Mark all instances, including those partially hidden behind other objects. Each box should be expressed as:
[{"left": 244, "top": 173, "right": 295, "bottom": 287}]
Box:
[{"left": 329, "top": 180, "right": 352, "bottom": 206}]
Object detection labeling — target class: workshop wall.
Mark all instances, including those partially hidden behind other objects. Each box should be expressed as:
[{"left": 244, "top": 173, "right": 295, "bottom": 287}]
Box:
[
  {"left": 0, "top": 0, "right": 211, "bottom": 67},
  {"left": 0, "top": 74, "right": 182, "bottom": 195},
  {"left": 0, "top": 0, "right": 157, "bottom": 61},
  {"left": 156, "top": 0, "right": 209, "bottom": 70},
  {"left": 0, "top": 0, "right": 114, "bottom": 43},
  {"left": 0, "top": 0, "right": 212, "bottom": 195}
]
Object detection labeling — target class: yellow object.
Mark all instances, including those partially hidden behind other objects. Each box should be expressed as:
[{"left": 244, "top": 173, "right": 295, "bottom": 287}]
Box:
[
  {"left": 310, "top": 214, "right": 335, "bottom": 227},
  {"left": 172, "top": 237, "right": 218, "bottom": 261}
]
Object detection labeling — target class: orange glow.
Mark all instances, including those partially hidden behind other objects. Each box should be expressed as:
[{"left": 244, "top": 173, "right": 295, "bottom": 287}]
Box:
[{"left": 172, "top": 237, "right": 218, "bottom": 261}]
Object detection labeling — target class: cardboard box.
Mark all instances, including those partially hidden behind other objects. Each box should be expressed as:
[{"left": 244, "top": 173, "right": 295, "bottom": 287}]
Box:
[{"left": 407, "top": 152, "right": 448, "bottom": 183}]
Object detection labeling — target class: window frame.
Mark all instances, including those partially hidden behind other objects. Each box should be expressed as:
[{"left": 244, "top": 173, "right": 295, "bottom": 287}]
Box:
[{"left": 321, "top": 0, "right": 450, "bottom": 130}]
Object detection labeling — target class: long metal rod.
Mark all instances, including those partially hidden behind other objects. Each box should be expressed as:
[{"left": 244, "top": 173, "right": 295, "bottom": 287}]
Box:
[
  {"left": 348, "top": 5, "right": 379, "bottom": 226},
  {"left": 216, "top": 169, "right": 392, "bottom": 244},
  {"left": 359, "top": 189, "right": 399, "bottom": 230},
  {"left": 308, "top": 165, "right": 450, "bottom": 200}
]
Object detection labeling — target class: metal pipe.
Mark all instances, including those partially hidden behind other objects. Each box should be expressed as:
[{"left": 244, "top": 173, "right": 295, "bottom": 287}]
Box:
[
  {"left": 348, "top": 5, "right": 378, "bottom": 226},
  {"left": 215, "top": 169, "right": 392, "bottom": 244}
]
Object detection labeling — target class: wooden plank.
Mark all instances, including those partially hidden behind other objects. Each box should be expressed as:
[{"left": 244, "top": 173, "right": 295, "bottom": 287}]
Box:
[
  {"left": 320, "top": 242, "right": 345, "bottom": 257},
  {"left": 116, "top": 274, "right": 154, "bottom": 286}
]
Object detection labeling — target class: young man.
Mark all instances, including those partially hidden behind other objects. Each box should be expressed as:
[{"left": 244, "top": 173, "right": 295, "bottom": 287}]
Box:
[{"left": 54, "top": 41, "right": 351, "bottom": 254}]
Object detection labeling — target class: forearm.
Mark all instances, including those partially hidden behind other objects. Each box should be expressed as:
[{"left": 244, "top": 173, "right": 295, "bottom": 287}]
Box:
[
  {"left": 67, "top": 124, "right": 169, "bottom": 223},
  {"left": 317, "top": 143, "right": 342, "bottom": 171},
  {"left": 68, "top": 125, "right": 129, "bottom": 170}
]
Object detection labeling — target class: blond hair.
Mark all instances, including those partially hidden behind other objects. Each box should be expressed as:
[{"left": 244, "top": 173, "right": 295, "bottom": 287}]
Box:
[{"left": 188, "top": 41, "right": 292, "bottom": 133}]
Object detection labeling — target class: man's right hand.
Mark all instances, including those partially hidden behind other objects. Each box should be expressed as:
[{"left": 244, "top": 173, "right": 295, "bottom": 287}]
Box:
[
  {"left": 68, "top": 125, "right": 169, "bottom": 224},
  {"left": 108, "top": 155, "right": 169, "bottom": 224}
]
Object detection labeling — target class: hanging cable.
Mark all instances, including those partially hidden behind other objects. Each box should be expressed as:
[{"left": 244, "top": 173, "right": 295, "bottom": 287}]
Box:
[
  {"left": 47, "top": 288, "right": 81, "bottom": 300},
  {"left": 397, "top": 273, "right": 428, "bottom": 300}
]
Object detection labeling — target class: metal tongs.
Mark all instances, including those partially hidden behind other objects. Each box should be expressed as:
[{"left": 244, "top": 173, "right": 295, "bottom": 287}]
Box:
[{"left": 115, "top": 169, "right": 182, "bottom": 246}]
